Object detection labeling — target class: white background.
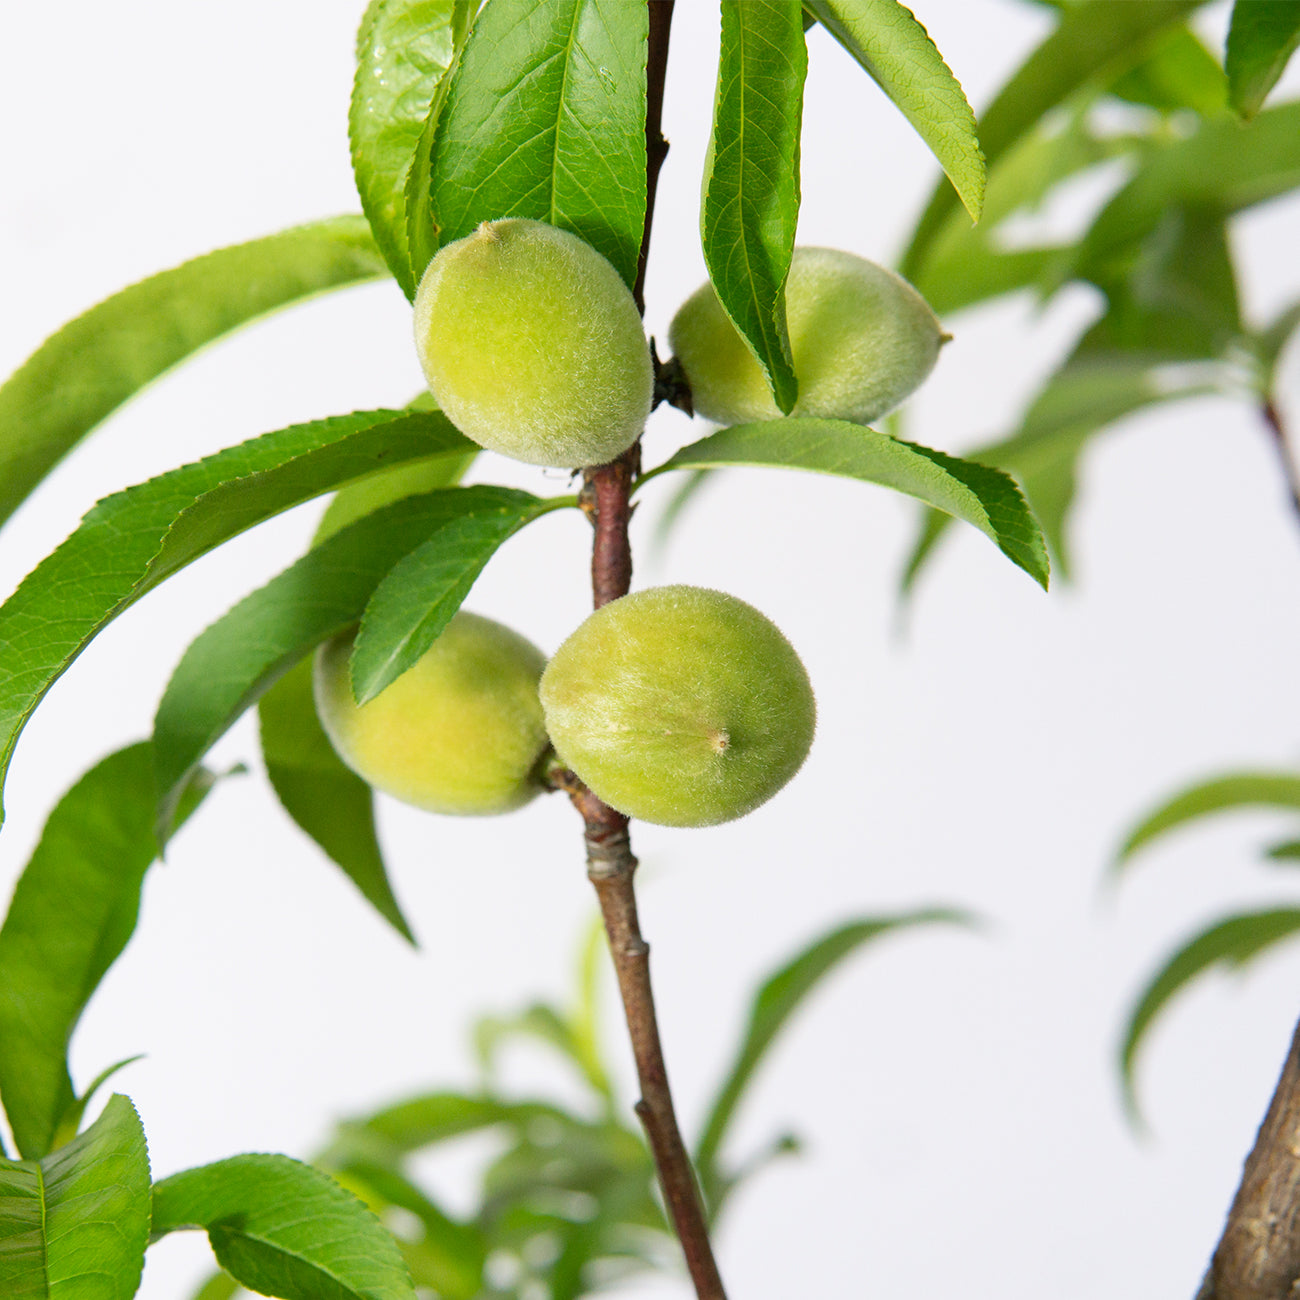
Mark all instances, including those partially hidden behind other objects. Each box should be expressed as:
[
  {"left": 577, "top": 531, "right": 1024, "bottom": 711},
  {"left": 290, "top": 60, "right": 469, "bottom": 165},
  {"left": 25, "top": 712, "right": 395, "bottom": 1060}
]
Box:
[{"left": 2, "top": 2, "right": 1300, "bottom": 1297}]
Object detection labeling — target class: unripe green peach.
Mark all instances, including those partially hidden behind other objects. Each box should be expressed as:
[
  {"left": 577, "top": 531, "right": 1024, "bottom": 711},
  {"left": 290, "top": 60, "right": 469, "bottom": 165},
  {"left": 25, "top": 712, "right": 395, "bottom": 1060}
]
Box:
[
  {"left": 668, "top": 247, "right": 945, "bottom": 426},
  {"left": 539, "top": 586, "right": 815, "bottom": 828},
  {"left": 313, "top": 611, "right": 548, "bottom": 816},
  {"left": 413, "top": 219, "right": 654, "bottom": 468}
]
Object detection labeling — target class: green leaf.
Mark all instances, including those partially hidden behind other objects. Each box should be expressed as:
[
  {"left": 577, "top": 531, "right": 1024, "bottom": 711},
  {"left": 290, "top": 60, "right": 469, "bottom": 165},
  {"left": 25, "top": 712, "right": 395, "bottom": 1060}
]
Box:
[
  {"left": 694, "top": 910, "right": 970, "bottom": 1200},
  {"left": 351, "top": 0, "right": 464, "bottom": 295},
  {"left": 334, "top": 1093, "right": 571, "bottom": 1157},
  {"left": 651, "top": 419, "right": 1049, "bottom": 588},
  {"left": 0, "top": 409, "right": 472, "bottom": 826},
  {"left": 1080, "top": 206, "right": 1241, "bottom": 363},
  {"left": 350, "top": 492, "right": 556, "bottom": 702},
  {"left": 805, "top": 0, "right": 984, "bottom": 220},
  {"left": 0, "top": 218, "right": 387, "bottom": 530},
  {"left": 152, "top": 1154, "right": 416, "bottom": 1300},
  {"left": 1252, "top": 299, "right": 1300, "bottom": 395},
  {"left": 1109, "top": 24, "right": 1227, "bottom": 115},
  {"left": 153, "top": 485, "right": 538, "bottom": 841},
  {"left": 0, "top": 745, "right": 219, "bottom": 1158},
  {"left": 1120, "top": 909, "right": 1300, "bottom": 1121},
  {"left": 1076, "top": 101, "right": 1300, "bottom": 282},
  {"left": 419, "top": 0, "right": 648, "bottom": 289},
  {"left": 901, "top": 0, "right": 1207, "bottom": 280},
  {"left": 314, "top": 447, "right": 479, "bottom": 541},
  {"left": 900, "top": 350, "right": 1219, "bottom": 591},
  {"left": 258, "top": 660, "right": 414, "bottom": 945},
  {"left": 0, "top": 1095, "right": 151, "bottom": 1299},
  {"left": 190, "top": 1274, "right": 241, "bottom": 1300},
  {"left": 1226, "top": 0, "right": 1300, "bottom": 120},
  {"left": 1266, "top": 839, "right": 1300, "bottom": 862},
  {"left": 703, "top": 0, "right": 807, "bottom": 414},
  {"left": 1115, "top": 772, "right": 1300, "bottom": 872}
]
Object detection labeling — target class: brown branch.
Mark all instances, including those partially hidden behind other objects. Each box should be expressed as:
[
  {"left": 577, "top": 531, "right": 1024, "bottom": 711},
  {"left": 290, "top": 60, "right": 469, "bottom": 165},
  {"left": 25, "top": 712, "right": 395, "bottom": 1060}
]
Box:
[
  {"left": 1261, "top": 399, "right": 1300, "bottom": 530},
  {"left": 563, "top": 8, "right": 726, "bottom": 1295},
  {"left": 1196, "top": 1015, "right": 1300, "bottom": 1298}
]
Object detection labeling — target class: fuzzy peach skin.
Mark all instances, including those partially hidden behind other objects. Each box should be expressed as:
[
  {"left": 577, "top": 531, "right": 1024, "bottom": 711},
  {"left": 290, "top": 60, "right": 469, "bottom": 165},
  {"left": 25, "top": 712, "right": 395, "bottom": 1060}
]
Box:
[
  {"left": 414, "top": 218, "right": 653, "bottom": 468},
  {"left": 314, "top": 611, "right": 548, "bottom": 815},
  {"left": 540, "top": 586, "right": 815, "bottom": 828},
  {"left": 668, "top": 247, "right": 944, "bottom": 427}
]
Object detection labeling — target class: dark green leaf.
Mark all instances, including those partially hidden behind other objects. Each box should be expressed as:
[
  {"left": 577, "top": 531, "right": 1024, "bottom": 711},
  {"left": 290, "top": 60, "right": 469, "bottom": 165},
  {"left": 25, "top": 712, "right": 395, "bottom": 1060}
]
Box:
[
  {"left": 314, "top": 447, "right": 479, "bottom": 541},
  {"left": 0, "top": 409, "right": 472, "bottom": 826},
  {"left": 419, "top": 0, "right": 648, "bottom": 289},
  {"left": 351, "top": 0, "right": 463, "bottom": 295},
  {"left": 152, "top": 1154, "right": 416, "bottom": 1300},
  {"left": 153, "top": 485, "right": 539, "bottom": 840},
  {"left": 1266, "top": 839, "right": 1300, "bottom": 862},
  {"left": 351, "top": 492, "right": 556, "bottom": 702},
  {"left": 694, "top": 910, "right": 971, "bottom": 1199},
  {"left": 805, "top": 0, "right": 984, "bottom": 220},
  {"left": 1076, "top": 101, "right": 1300, "bottom": 282},
  {"left": 1120, "top": 909, "right": 1300, "bottom": 1120},
  {"left": 901, "top": 0, "right": 1207, "bottom": 280},
  {"left": 0, "top": 218, "right": 387, "bottom": 529},
  {"left": 1115, "top": 772, "right": 1300, "bottom": 871},
  {"left": 258, "top": 660, "right": 414, "bottom": 945},
  {"left": 703, "top": 0, "right": 807, "bottom": 414},
  {"left": 0, "top": 1095, "right": 150, "bottom": 1299},
  {"left": 1226, "top": 0, "right": 1300, "bottom": 119},
  {"left": 0, "top": 745, "right": 219, "bottom": 1158},
  {"left": 1109, "top": 24, "right": 1227, "bottom": 114},
  {"left": 652, "top": 419, "right": 1050, "bottom": 588}
]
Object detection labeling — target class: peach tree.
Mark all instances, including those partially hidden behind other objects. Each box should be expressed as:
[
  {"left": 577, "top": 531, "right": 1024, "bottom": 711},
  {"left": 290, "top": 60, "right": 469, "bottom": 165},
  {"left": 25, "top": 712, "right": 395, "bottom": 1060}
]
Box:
[{"left": 0, "top": 2, "right": 1298, "bottom": 1298}]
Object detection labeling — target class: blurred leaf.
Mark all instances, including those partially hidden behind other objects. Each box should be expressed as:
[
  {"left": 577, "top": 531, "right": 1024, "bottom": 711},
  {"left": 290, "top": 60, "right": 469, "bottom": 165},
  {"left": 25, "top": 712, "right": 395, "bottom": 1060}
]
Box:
[
  {"left": 154, "top": 485, "right": 539, "bottom": 840},
  {"left": 806, "top": 0, "right": 984, "bottom": 220},
  {"left": 0, "top": 408, "right": 471, "bottom": 826},
  {"left": 650, "top": 468, "right": 717, "bottom": 553},
  {"left": 152, "top": 1153, "right": 416, "bottom": 1300},
  {"left": 258, "top": 660, "right": 414, "bottom": 945},
  {"left": 902, "top": 0, "right": 1207, "bottom": 279},
  {"left": 1109, "top": 24, "right": 1227, "bottom": 114},
  {"left": 336, "top": 1092, "right": 573, "bottom": 1157},
  {"left": 704, "top": 0, "right": 807, "bottom": 414},
  {"left": 1121, "top": 909, "right": 1300, "bottom": 1120},
  {"left": 1266, "top": 839, "right": 1300, "bottom": 861},
  {"left": 474, "top": 999, "right": 612, "bottom": 1105},
  {"left": 0, "top": 217, "right": 387, "bottom": 529},
  {"left": 419, "top": 0, "right": 648, "bottom": 289},
  {"left": 350, "top": 491, "right": 559, "bottom": 703},
  {"left": 1076, "top": 101, "right": 1300, "bottom": 282},
  {"left": 0, "top": 1095, "right": 150, "bottom": 1299},
  {"left": 0, "top": 744, "right": 219, "bottom": 1158},
  {"left": 1081, "top": 206, "right": 1241, "bottom": 362},
  {"left": 901, "top": 350, "right": 1219, "bottom": 590},
  {"left": 1226, "top": 0, "right": 1300, "bottom": 120},
  {"left": 695, "top": 910, "right": 971, "bottom": 1199},
  {"left": 1115, "top": 772, "right": 1300, "bottom": 872},
  {"left": 190, "top": 1273, "right": 241, "bottom": 1300},
  {"left": 350, "top": 0, "right": 463, "bottom": 295},
  {"left": 653, "top": 419, "right": 1050, "bottom": 588}
]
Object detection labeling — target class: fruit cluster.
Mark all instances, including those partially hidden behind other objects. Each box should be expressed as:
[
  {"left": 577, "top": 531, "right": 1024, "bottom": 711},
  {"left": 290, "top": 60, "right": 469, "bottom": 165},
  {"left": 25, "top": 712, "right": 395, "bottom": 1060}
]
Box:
[{"left": 316, "top": 220, "right": 945, "bottom": 828}]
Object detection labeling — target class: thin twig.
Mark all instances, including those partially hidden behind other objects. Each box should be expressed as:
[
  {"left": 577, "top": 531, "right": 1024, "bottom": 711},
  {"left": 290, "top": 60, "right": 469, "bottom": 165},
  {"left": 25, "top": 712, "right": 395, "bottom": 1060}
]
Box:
[
  {"left": 1196, "top": 1014, "right": 1300, "bottom": 1298},
  {"left": 1261, "top": 398, "right": 1300, "bottom": 529}
]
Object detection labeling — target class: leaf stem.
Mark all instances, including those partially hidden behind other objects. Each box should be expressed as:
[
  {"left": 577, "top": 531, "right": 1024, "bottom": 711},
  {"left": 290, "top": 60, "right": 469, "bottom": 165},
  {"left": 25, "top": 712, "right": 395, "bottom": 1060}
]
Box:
[{"left": 1196, "top": 1012, "right": 1300, "bottom": 1298}]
